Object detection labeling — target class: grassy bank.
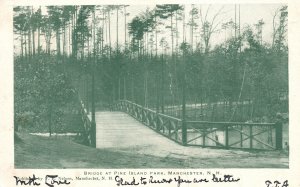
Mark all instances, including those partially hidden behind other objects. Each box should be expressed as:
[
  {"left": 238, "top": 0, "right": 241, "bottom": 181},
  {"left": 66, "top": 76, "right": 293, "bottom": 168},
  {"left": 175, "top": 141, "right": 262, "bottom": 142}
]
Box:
[{"left": 14, "top": 133, "right": 187, "bottom": 168}]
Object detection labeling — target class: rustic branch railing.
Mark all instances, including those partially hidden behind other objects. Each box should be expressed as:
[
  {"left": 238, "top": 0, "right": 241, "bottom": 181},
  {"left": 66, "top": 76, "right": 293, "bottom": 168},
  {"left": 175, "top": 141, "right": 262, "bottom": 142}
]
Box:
[
  {"left": 80, "top": 100, "right": 92, "bottom": 145},
  {"left": 185, "top": 121, "right": 280, "bottom": 150},
  {"left": 114, "top": 100, "right": 183, "bottom": 144},
  {"left": 113, "top": 100, "right": 283, "bottom": 150}
]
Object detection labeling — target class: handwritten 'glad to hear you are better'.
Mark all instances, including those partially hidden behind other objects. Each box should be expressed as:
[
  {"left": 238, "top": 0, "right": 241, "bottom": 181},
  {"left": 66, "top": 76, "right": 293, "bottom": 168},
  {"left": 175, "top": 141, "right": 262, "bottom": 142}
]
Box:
[{"left": 115, "top": 174, "right": 240, "bottom": 187}]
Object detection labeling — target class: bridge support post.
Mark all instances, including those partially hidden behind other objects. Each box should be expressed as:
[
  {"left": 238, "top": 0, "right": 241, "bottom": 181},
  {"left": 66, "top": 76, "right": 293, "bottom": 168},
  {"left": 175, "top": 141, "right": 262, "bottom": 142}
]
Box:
[
  {"left": 90, "top": 77, "right": 96, "bottom": 148},
  {"left": 249, "top": 125, "right": 253, "bottom": 149},
  {"left": 182, "top": 120, "right": 187, "bottom": 146},
  {"left": 91, "top": 121, "right": 96, "bottom": 148},
  {"left": 225, "top": 125, "right": 229, "bottom": 149},
  {"left": 91, "top": 9, "right": 96, "bottom": 148},
  {"left": 275, "top": 121, "right": 283, "bottom": 150},
  {"left": 181, "top": 53, "right": 187, "bottom": 146}
]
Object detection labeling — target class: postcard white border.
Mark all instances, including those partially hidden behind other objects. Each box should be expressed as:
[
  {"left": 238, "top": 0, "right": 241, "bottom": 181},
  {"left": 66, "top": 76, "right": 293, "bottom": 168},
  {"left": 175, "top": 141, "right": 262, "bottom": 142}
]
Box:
[{"left": 1, "top": 0, "right": 300, "bottom": 187}]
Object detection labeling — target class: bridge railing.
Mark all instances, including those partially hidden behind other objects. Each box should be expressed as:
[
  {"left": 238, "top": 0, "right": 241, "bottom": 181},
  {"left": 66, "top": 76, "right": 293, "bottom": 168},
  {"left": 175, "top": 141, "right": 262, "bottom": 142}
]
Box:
[
  {"left": 113, "top": 100, "right": 283, "bottom": 150},
  {"left": 185, "top": 121, "right": 281, "bottom": 150},
  {"left": 115, "top": 100, "right": 183, "bottom": 144},
  {"left": 80, "top": 100, "right": 92, "bottom": 145}
]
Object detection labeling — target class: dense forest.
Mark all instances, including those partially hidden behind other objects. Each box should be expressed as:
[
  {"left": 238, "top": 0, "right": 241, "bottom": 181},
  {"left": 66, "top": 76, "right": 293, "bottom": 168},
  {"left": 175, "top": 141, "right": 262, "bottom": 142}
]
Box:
[{"left": 13, "top": 5, "right": 288, "bottom": 135}]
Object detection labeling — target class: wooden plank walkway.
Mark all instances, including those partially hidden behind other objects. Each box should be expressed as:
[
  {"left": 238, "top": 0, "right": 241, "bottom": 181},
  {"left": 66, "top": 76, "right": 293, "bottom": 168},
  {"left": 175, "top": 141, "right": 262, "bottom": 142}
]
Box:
[{"left": 95, "top": 111, "right": 176, "bottom": 149}]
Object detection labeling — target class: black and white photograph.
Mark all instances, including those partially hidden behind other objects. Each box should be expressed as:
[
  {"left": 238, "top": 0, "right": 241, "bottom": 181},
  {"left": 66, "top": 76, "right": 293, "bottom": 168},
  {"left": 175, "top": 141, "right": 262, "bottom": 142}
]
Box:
[
  {"left": 1, "top": 1, "right": 300, "bottom": 187},
  {"left": 12, "top": 4, "right": 289, "bottom": 168}
]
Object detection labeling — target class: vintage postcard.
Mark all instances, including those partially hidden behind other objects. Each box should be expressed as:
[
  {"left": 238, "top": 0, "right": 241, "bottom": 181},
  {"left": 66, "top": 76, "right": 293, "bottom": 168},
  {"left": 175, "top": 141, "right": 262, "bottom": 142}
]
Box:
[{"left": 1, "top": 0, "right": 300, "bottom": 186}]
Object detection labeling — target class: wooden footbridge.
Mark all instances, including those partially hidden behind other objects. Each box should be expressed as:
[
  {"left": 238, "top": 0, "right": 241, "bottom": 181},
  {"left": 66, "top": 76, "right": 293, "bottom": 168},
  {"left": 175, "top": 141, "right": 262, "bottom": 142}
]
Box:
[{"left": 80, "top": 100, "right": 283, "bottom": 151}]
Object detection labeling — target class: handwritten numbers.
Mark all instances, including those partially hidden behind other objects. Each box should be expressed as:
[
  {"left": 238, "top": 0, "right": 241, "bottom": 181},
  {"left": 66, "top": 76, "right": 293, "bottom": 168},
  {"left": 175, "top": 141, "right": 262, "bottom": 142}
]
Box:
[
  {"left": 265, "top": 180, "right": 288, "bottom": 187},
  {"left": 282, "top": 180, "right": 289, "bottom": 187}
]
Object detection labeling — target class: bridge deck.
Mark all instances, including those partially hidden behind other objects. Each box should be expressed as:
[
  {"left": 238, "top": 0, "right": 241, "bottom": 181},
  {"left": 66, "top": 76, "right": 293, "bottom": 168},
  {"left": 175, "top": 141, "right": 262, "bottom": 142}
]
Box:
[
  {"left": 94, "top": 112, "right": 258, "bottom": 160},
  {"left": 95, "top": 111, "right": 176, "bottom": 149}
]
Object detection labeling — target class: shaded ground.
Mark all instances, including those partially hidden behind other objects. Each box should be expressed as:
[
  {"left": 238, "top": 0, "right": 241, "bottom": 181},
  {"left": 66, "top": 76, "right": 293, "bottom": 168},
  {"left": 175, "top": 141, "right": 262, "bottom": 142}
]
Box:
[{"left": 15, "top": 133, "right": 288, "bottom": 169}]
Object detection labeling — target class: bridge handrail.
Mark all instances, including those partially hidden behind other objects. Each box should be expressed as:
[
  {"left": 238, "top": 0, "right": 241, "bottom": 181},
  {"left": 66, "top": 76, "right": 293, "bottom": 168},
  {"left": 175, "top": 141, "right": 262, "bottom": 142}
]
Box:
[
  {"left": 116, "top": 100, "right": 183, "bottom": 144},
  {"left": 186, "top": 120, "right": 275, "bottom": 126},
  {"left": 113, "top": 100, "right": 283, "bottom": 151},
  {"left": 120, "top": 100, "right": 156, "bottom": 112},
  {"left": 119, "top": 100, "right": 182, "bottom": 122},
  {"left": 121, "top": 100, "right": 182, "bottom": 122},
  {"left": 80, "top": 100, "right": 92, "bottom": 145},
  {"left": 157, "top": 112, "right": 182, "bottom": 122}
]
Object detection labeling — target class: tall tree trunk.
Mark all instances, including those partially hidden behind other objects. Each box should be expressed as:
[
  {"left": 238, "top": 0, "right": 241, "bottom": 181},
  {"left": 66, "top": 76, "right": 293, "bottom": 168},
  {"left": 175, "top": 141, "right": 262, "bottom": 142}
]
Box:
[
  {"left": 28, "top": 29, "right": 32, "bottom": 57},
  {"left": 191, "top": 5, "right": 194, "bottom": 52},
  {"left": 38, "top": 6, "right": 41, "bottom": 55},
  {"left": 171, "top": 13, "right": 173, "bottom": 58},
  {"left": 155, "top": 16, "right": 158, "bottom": 57},
  {"left": 108, "top": 11, "right": 111, "bottom": 60},
  {"left": 24, "top": 33, "right": 27, "bottom": 58},
  {"left": 31, "top": 7, "right": 35, "bottom": 56},
  {"left": 239, "top": 5, "right": 241, "bottom": 53},
  {"left": 102, "top": 10, "right": 105, "bottom": 57},
  {"left": 72, "top": 12, "right": 75, "bottom": 58},
  {"left": 156, "top": 60, "right": 160, "bottom": 113},
  {"left": 45, "top": 34, "right": 48, "bottom": 54},
  {"left": 90, "top": 8, "right": 96, "bottom": 147},
  {"left": 161, "top": 55, "right": 165, "bottom": 113},
  {"left": 48, "top": 104, "right": 52, "bottom": 137},
  {"left": 175, "top": 10, "right": 178, "bottom": 58},
  {"left": 20, "top": 31, "right": 24, "bottom": 58},
  {"left": 37, "top": 27, "right": 40, "bottom": 55},
  {"left": 131, "top": 72, "right": 134, "bottom": 101},
  {"left": 56, "top": 29, "right": 61, "bottom": 57},
  {"left": 116, "top": 8, "right": 119, "bottom": 52},
  {"left": 123, "top": 73, "right": 126, "bottom": 100},
  {"left": 45, "top": 29, "right": 52, "bottom": 55},
  {"left": 118, "top": 77, "right": 121, "bottom": 100},
  {"left": 32, "top": 29, "right": 35, "bottom": 56},
  {"left": 72, "top": 6, "right": 77, "bottom": 60},
  {"left": 80, "top": 14, "right": 84, "bottom": 60},
  {"left": 144, "top": 69, "right": 148, "bottom": 107},
  {"left": 86, "top": 74, "right": 89, "bottom": 112},
  {"left": 124, "top": 6, "right": 127, "bottom": 47},
  {"left": 182, "top": 5, "right": 186, "bottom": 43},
  {"left": 69, "top": 19, "right": 71, "bottom": 57},
  {"left": 63, "top": 24, "right": 66, "bottom": 60},
  {"left": 105, "top": 11, "right": 108, "bottom": 54}
]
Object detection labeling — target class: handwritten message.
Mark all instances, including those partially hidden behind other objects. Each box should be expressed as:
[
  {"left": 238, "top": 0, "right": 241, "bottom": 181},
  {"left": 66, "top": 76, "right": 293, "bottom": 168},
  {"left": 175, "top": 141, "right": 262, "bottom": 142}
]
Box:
[{"left": 115, "top": 174, "right": 240, "bottom": 187}]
